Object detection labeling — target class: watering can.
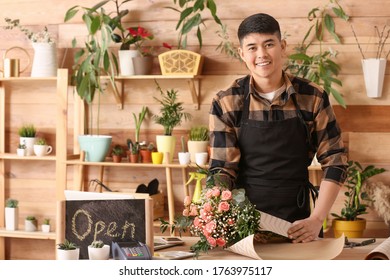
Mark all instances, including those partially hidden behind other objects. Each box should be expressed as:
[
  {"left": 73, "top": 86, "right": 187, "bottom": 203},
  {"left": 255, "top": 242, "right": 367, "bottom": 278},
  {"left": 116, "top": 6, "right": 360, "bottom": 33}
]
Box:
[
  {"left": 1, "top": 46, "right": 30, "bottom": 78},
  {"left": 186, "top": 172, "right": 207, "bottom": 203}
]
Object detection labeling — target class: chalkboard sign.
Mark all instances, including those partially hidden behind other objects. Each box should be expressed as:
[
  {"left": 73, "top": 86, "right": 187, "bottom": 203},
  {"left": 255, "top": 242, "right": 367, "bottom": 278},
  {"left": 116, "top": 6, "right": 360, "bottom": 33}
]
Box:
[{"left": 65, "top": 199, "right": 146, "bottom": 259}]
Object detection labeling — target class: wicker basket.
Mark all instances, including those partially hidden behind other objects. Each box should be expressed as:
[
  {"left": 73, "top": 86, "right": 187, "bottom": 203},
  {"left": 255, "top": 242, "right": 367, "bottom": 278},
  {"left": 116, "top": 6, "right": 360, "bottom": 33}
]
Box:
[{"left": 158, "top": 49, "right": 203, "bottom": 76}]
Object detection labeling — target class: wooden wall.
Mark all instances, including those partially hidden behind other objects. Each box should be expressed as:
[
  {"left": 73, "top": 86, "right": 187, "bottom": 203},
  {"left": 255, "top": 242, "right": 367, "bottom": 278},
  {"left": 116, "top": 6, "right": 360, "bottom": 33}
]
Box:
[{"left": 1, "top": 0, "right": 390, "bottom": 258}]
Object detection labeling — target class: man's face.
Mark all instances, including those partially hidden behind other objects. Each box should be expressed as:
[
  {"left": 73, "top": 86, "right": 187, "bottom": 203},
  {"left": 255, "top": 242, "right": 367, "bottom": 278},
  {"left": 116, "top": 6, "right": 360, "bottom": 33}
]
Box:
[{"left": 238, "top": 33, "right": 286, "bottom": 87}]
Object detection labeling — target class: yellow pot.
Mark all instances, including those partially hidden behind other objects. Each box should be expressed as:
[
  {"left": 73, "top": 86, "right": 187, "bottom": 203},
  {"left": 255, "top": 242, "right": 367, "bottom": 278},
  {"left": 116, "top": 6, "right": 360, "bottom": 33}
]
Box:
[
  {"left": 332, "top": 218, "right": 366, "bottom": 238},
  {"left": 156, "top": 135, "right": 176, "bottom": 163}
]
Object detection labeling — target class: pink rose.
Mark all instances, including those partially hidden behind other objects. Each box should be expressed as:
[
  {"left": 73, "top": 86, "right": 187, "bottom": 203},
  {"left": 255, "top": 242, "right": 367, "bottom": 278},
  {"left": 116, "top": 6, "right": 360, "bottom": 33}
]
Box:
[
  {"left": 212, "top": 188, "right": 220, "bottom": 197},
  {"left": 193, "top": 216, "right": 201, "bottom": 228},
  {"left": 189, "top": 205, "right": 198, "bottom": 216},
  {"left": 206, "top": 189, "right": 213, "bottom": 199},
  {"left": 207, "top": 236, "right": 217, "bottom": 247},
  {"left": 183, "top": 195, "right": 191, "bottom": 207},
  {"left": 216, "top": 238, "right": 226, "bottom": 247},
  {"left": 182, "top": 208, "right": 189, "bottom": 216},
  {"left": 203, "top": 228, "right": 211, "bottom": 237},
  {"left": 205, "top": 220, "right": 216, "bottom": 233},
  {"left": 218, "top": 201, "right": 230, "bottom": 212},
  {"left": 221, "top": 190, "right": 232, "bottom": 201},
  {"left": 203, "top": 202, "right": 212, "bottom": 212}
]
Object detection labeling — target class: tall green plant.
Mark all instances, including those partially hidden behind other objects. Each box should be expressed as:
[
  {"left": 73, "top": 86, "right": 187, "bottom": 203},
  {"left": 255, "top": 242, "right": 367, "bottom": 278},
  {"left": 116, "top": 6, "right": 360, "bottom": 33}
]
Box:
[
  {"left": 64, "top": 1, "right": 120, "bottom": 135},
  {"left": 132, "top": 106, "right": 148, "bottom": 143},
  {"left": 285, "top": 0, "right": 349, "bottom": 108},
  {"left": 331, "top": 161, "right": 386, "bottom": 221},
  {"left": 153, "top": 80, "right": 192, "bottom": 136}
]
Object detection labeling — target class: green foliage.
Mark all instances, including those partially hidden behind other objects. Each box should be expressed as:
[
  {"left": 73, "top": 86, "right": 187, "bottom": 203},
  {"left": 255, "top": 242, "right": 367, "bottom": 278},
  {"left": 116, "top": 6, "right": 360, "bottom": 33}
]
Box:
[
  {"left": 57, "top": 239, "right": 78, "bottom": 250},
  {"left": 132, "top": 106, "right": 148, "bottom": 143},
  {"left": 127, "top": 139, "right": 140, "bottom": 155},
  {"left": 90, "top": 240, "right": 104, "bottom": 248},
  {"left": 18, "top": 124, "right": 36, "bottom": 137},
  {"left": 189, "top": 126, "right": 209, "bottom": 141},
  {"left": 285, "top": 0, "right": 349, "bottom": 108},
  {"left": 35, "top": 138, "right": 47, "bottom": 145},
  {"left": 17, "top": 143, "right": 26, "bottom": 149},
  {"left": 5, "top": 198, "right": 18, "bottom": 208},
  {"left": 331, "top": 161, "right": 386, "bottom": 221},
  {"left": 64, "top": 1, "right": 120, "bottom": 135},
  {"left": 112, "top": 144, "right": 124, "bottom": 155},
  {"left": 153, "top": 80, "right": 192, "bottom": 136},
  {"left": 26, "top": 216, "right": 36, "bottom": 221},
  {"left": 43, "top": 218, "right": 50, "bottom": 225}
]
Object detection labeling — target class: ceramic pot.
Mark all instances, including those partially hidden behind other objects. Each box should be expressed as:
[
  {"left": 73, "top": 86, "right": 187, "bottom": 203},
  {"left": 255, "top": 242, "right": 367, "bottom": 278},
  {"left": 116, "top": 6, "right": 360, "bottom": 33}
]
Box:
[
  {"left": 133, "top": 56, "right": 154, "bottom": 75},
  {"left": 118, "top": 50, "right": 139, "bottom": 76},
  {"left": 78, "top": 135, "right": 112, "bottom": 162},
  {"left": 362, "top": 58, "right": 387, "bottom": 98},
  {"left": 5, "top": 207, "right": 18, "bottom": 230},
  {"left": 88, "top": 245, "right": 110, "bottom": 260},
  {"left": 20, "top": 137, "right": 36, "bottom": 156},
  {"left": 332, "top": 218, "right": 366, "bottom": 238},
  {"left": 31, "top": 42, "right": 57, "bottom": 77},
  {"left": 187, "top": 140, "right": 209, "bottom": 163},
  {"left": 57, "top": 248, "right": 80, "bottom": 260},
  {"left": 156, "top": 135, "right": 176, "bottom": 163}
]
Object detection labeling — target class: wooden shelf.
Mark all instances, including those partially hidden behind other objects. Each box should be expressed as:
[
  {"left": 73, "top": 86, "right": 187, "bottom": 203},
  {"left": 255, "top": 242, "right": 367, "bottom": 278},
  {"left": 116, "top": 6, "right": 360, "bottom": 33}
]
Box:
[
  {"left": 0, "top": 229, "right": 56, "bottom": 240},
  {"left": 113, "top": 75, "right": 201, "bottom": 110},
  {"left": 0, "top": 76, "right": 58, "bottom": 82},
  {"left": 0, "top": 153, "right": 57, "bottom": 161}
]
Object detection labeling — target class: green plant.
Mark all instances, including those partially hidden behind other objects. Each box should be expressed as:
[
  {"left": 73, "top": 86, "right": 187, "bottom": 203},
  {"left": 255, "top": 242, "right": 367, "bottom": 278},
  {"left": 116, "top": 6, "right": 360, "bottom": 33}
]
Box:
[
  {"left": 17, "top": 143, "right": 26, "bottom": 149},
  {"left": 127, "top": 139, "right": 140, "bottom": 155},
  {"left": 90, "top": 240, "right": 104, "bottom": 248},
  {"left": 285, "top": 0, "right": 349, "bottom": 108},
  {"left": 189, "top": 126, "right": 209, "bottom": 141},
  {"left": 43, "top": 218, "right": 50, "bottom": 225},
  {"left": 132, "top": 106, "right": 148, "bottom": 143},
  {"left": 5, "top": 198, "right": 18, "bottom": 208},
  {"left": 18, "top": 124, "right": 36, "bottom": 137},
  {"left": 166, "top": 0, "right": 238, "bottom": 58},
  {"left": 57, "top": 239, "right": 78, "bottom": 250},
  {"left": 180, "top": 135, "right": 187, "bottom": 153},
  {"left": 64, "top": 1, "right": 120, "bottom": 135},
  {"left": 147, "top": 142, "right": 155, "bottom": 152},
  {"left": 26, "top": 216, "right": 36, "bottom": 221},
  {"left": 152, "top": 80, "right": 192, "bottom": 136},
  {"left": 4, "top": 17, "right": 54, "bottom": 43},
  {"left": 35, "top": 138, "right": 47, "bottom": 145},
  {"left": 112, "top": 144, "right": 124, "bottom": 155},
  {"left": 331, "top": 161, "right": 386, "bottom": 221}
]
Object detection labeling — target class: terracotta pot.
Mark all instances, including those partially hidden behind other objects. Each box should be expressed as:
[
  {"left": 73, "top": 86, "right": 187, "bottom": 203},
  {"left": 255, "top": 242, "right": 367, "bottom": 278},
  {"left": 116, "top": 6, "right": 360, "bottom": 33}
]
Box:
[
  {"left": 129, "top": 153, "right": 139, "bottom": 163},
  {"left": 140, "top": 149, "right": 152, "bottom": 163},
  {"left": 112, "top": 155, "right": 122, "bottom": 163}
]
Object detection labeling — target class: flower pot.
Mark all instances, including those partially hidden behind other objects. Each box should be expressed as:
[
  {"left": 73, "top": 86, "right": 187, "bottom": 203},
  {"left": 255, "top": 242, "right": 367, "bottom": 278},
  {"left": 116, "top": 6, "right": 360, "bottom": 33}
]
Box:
[
  {"left": 178, "top": 152, "right": 190, "bottom": 165},
  {"left": 187, "top": 140, "right": 209, "bottom": 163},
  {"left": 362, "top": 58, "right": 387, "bottom": 98},
  {"left": 41, "top": 224, "right": 50, "bottom": 233},
  {"left": 78, "top": 135, "right": 112, "bottom": 162},
  {"left": 112, "top": 154, "right": 122, "bottom": 163},
  {"left": 20, "top": 137, "right": 36, "bottom": 156},
  {"left": 140, "top": 149, "right": 152, "bottom": 163},
  {"left": 129, "top": 153, "right": 139, "bottom": 163},
  {"left": 88, "top": 245, "right": 110, "bottom": 260},
  {"left": 31, "top": 42, "right": 58, "bottom": 77},
  {"left": 332, "top": 218, "right": 366, "bottom": 238},
  {"left": 133, "top": 56, "right": 154, "bottom": 75},
  {"left": 5, "top": 207, "right": 18, "bottom": 231},
  {"left": 151, "top": 152, "right": 163, "bottom": 164},
  {"left": 57, "top": 248, "right": 80, "bottom": 260},
  {"left": 118, "top": 50, "right": 139, "bottom": 76},
  {"left": 33, "top": 144, "right": 53, "bottom": 156},
  {"left": 25, "top": 219, "right": 37, "bottom": 232},
  {"left": 156, "top": 135, "right": 176, "bottom": 163},
  {"left": 158, "top": 50, "right": 204, "bottom": 76},
  {"left": 16, "top": 148, "right": 26, "bottom": 156}
]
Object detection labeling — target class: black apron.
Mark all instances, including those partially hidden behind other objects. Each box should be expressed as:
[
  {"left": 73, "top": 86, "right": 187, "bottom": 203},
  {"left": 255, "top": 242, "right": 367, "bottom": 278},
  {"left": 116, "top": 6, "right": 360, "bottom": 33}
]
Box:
[{"left": 237, "top": 80, "right": 318, "bottom": 224}]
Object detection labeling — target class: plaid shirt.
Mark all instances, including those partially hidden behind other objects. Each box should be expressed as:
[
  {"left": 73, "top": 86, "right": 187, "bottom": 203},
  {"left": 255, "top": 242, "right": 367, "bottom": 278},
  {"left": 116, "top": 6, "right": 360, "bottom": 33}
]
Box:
[{"left": 209, "top": 72, "right": 348, "bottom": 187}]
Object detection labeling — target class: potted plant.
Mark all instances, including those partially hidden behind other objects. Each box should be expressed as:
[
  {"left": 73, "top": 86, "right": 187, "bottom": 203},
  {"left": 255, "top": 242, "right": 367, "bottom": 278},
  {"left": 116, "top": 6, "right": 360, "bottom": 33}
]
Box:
[
  {"left": 140, "top": 142, "right": 155, "bottom": 163},
  {"left": 57, "top": 239, "right": 80, "bottom": 260},
  {"left": 351, "top": 24, "right": 389, "bottom": 98},
  {"left": 5, "top": 198, "right": 19, "bottom": 231},
  {"left": 33, "top": 137, "right": 53, "bottom": 157},
  {"left": 127, "top": 139, "right": 140, "bottom": 163},
  {"left": 159, "top": 0, "right": 238, "bottom": 75},
  {"left": 88, "top": 240, "right": 110, "bottom": 260},
  {"left": 187, "top": 126, "right": 209, "bottom": 163},
  {"left": 24, "top": 216, "right": 37, "bottom": 232},
  {"left": 18, "top": 124, "right": 36, "bottom": 156},
  {"left": 133, "top": 106, "right": 149, "bottom": 144},
  {"left": 331, "top": 160, "right": 386, "bottom": 238},
  {"left": 178, "top": 135, "right": 190, "bottom": 165},
  {"left": 16, "top": 142, "right": 26, "bottom": 157},
  {"left": 4, "top": 17, "right": 57, "bottom": 77},
  {"left": 65, "top": 1, "right": 121, "bottom": 162},
  {"left": 112, "top": 144, "right": 124, "bottom": 163},
  {"left": 285, "top": 0, "right": 349, "bottom": 108},
  {"left": 41, "top": 218, "right": 51, "bottom": 233},
  {"left": 152, "top": 80, "right": 192, "bottom": 163}
]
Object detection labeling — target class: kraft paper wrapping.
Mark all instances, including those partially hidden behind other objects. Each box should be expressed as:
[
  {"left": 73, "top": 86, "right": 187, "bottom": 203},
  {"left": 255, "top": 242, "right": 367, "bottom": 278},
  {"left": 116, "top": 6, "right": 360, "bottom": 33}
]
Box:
[
  {"left": 365, "top": 237, "right": 390, "bottom": 260},
  {"left": 226, "top": 212, "right": 345, "bottom": 260}
]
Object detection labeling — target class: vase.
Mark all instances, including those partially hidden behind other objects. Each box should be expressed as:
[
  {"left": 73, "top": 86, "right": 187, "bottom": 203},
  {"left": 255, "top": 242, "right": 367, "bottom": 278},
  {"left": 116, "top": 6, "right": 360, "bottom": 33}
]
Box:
[
  {"left": 118, "top": 50, "right": 139, "bottom": 76},
  {"left": 158, "top": 49, "right": 204, "bottom": 76},
  {"left": 133, "top": 56, "right": 154, "bottom": 75},
  {"left": 362, "top": 58, "right": 387, "bottom": 98},
  {"left": 31, "top": 42, "right": 58, "bottom": 77},
  {"left": 78, "top": 135, "right": 112, "bottom": 162},
  {"left": 5, "top": 207, "right": 18, "bottom": 230}
]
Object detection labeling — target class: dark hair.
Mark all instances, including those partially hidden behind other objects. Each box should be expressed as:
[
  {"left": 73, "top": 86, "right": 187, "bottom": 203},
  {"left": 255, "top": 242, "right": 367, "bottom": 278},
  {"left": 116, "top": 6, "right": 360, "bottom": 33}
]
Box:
[{"left": 237, "top": 13, "right": 281, "bottom": 45}]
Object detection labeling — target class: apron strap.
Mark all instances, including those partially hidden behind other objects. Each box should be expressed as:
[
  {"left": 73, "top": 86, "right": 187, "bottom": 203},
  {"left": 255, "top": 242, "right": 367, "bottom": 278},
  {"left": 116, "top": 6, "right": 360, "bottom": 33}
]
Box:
[{"left": 297, "top": 182, "right": 319, "bottom": 209}]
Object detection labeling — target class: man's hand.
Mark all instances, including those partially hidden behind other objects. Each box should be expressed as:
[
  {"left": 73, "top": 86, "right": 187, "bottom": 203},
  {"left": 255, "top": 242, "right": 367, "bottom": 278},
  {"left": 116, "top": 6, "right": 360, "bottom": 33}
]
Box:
[{"left": 287, "top": 216, "right": 323, "bottom": 243}]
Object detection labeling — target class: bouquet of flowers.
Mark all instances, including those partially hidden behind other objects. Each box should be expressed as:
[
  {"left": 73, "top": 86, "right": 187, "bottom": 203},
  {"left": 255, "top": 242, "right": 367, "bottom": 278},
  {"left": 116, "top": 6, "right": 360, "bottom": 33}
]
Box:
[{"left": 160, "top": 171, "right": 261, "bottom": 257}]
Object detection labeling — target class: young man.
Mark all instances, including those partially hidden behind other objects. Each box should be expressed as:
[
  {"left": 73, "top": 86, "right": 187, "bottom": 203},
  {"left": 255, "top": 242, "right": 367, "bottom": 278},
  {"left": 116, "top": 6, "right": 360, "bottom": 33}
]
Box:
[{"left": 208, "top": 13, "right": 348, "bottom": 243}]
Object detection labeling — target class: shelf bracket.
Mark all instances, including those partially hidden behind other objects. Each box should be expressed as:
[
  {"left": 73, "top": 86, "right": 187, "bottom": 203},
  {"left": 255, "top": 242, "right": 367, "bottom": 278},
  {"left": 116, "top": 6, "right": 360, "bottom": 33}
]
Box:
[
  {"left": 187, "top": 78, "right": 200, "bottom": 110},
  {"left": 113, "top": 80, "right": 124, "bottom": 110}
]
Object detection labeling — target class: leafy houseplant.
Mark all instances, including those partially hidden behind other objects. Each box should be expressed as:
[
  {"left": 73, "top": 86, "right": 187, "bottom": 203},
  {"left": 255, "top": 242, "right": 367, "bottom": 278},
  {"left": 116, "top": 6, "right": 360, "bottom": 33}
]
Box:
[
  {"left": 5, "top": 199, "right": 19, "bottom": 231},
  {"left": 133, "top": 106, "right": 149, "bottom": 144},
  {"left": 285, "top": 0, "right": 349, "bottom": 108},
  {"left": 57, "top": 239, "right": 80, "bottom": 260},
  {"left": 18, "top": 124, "right": 36, "bottom": 138},
  {"left": 24, "top": 216, "right": 37, "bottom": 232},
  {"left": 35, "top": 138, "right": 47, "bottom": 145},
  {"left": 18, "top": 124, "right": 37, "bottom": 156},
  {"left": 331, "top": 161, "right": 386, "bottom": 238},
  {"left": 88, "top": 240, "right": 110, "bottom": 260},
  {"left": 188, "top": 126, "right": 209, "bottom": 163},
  {"left": 111, "top": 144, "right": 124, "bottom": 163},
  {"left": 42, "top": 218, "right": 51, "bottom": 233}
]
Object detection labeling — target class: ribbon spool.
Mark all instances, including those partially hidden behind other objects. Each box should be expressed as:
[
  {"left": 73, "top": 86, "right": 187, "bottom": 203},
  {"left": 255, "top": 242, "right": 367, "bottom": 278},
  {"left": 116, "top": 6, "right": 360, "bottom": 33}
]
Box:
[{"left": 1, "top": 46, "right": 30, "bottom": 78}]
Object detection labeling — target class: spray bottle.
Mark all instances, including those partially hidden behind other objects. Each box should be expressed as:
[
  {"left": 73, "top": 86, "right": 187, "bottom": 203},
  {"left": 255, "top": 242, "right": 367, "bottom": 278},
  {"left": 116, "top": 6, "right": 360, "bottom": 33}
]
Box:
[{"left": 186, "top": 172, "right": 207, "bottom": 203}]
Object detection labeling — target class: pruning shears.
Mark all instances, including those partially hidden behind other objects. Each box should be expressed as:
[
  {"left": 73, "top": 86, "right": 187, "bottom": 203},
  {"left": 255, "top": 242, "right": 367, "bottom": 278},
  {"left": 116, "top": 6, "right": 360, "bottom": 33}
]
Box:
[{"left": 344, "top": 237, "right": 376, "bottom": 248}]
